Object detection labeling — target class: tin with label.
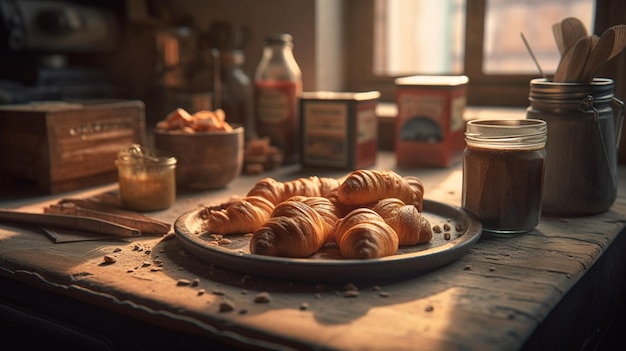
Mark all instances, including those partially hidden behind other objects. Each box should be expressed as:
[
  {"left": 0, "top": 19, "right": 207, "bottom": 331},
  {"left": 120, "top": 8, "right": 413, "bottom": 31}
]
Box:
[
  {"left": 395, "top": 75, "right": 469, "bottom": 167},
  {"left": 300, "top": 91, "right": 380, "bottom": 169}
]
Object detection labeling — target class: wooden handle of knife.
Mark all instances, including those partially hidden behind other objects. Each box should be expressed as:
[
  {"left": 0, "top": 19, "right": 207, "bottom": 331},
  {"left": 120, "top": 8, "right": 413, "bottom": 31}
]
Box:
[{"left": 0, "top": 209, "right": 141, "bottom": 237}]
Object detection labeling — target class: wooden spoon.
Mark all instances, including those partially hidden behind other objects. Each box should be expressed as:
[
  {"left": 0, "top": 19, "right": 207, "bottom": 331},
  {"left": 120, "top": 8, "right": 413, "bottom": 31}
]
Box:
[
  {"left": 552, "top": 22, "right": 566, "bottom": 56},
  {"left": 565, "top": 36, "right": 592, "bottom": 82},
  {"left": 608, "top": 24, "right": 626, "bottom": 61},
  {"left": 554, "top": 36, "right": 592, "bottom": 83},
  {"left": 580, "top": 31, "right": 614, "bottom": 83},
  {"left": 561, "top": 17, "right": 588, "bottom": 53}
]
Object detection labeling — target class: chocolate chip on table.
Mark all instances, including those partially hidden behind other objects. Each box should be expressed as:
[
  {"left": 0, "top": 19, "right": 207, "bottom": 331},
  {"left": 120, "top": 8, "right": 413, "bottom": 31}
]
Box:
[
  {"left": 176, "top": 278, "right": 192, "bottom": 286},
  {"left": 219, "top": 300, "right": 236, "bottom": 312},
  {"left": 254, "top": 292, "right": 272, "bottom": 303},
  {"left": 103, "top": 255, "right": 117, "bottom": 264}
]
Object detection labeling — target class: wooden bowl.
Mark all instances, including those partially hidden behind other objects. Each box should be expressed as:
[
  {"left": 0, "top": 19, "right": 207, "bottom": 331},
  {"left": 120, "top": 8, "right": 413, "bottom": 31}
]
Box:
[{"left": 153, "top": 126, "right": 244, "bottom": 190}]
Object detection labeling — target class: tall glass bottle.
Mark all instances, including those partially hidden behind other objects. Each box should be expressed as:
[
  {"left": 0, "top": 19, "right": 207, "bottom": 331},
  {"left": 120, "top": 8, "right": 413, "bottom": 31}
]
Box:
[
  {"left": 254, "top": 33, "right": 302, "bottom": 165},
  {"left": 221, "top": 50, "right": 255, "bottom": 140}
]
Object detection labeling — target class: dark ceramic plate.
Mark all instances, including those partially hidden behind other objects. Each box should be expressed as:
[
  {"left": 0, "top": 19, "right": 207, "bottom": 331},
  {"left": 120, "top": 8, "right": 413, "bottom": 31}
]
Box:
[{"left": 174, "top": 199, "right": 482, "bottom": 282}]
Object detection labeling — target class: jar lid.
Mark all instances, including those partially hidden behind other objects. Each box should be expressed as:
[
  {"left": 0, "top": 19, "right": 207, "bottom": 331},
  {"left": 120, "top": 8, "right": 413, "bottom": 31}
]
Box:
[
  {"left": 465, "top": 119, "right": 547, "bottom": 149},
  {"left": 529, "top": 78, "right": 614, "bottom": 103},
  {"left": 116, "top": 144, "right": 176, "bottom": 166}
]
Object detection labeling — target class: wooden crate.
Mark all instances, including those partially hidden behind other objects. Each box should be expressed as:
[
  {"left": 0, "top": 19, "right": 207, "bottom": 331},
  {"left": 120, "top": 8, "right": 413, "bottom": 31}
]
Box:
[{"left": 0, "top": 100, "right": 146, "bottom": 194}]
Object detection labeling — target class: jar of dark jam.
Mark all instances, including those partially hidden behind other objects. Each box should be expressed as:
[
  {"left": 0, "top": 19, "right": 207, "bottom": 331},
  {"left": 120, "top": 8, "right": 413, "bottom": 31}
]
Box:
[{"left": 462, "top": 119, "right": 547, "bottom": 234}]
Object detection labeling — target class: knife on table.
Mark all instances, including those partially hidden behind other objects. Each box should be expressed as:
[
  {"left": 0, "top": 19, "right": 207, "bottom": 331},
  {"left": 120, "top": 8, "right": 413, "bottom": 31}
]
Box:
[
  {"left": 45, "top": 202, "right": 171, "bottom": 235},
  {"left": 0, "top": 209, "right": 141, "bottom": 237}
]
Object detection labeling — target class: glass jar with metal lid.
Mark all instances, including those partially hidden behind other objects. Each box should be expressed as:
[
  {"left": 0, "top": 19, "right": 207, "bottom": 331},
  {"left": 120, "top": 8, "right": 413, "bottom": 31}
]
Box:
[
  {"left": 462, "top": 119, "right": 547, "bottom": 234},
  {"left": 526, "top": 78, "right": 624, "bottom": 215},
  {"left": 115, "top": 144, "right": 177, "bottom": 212}
]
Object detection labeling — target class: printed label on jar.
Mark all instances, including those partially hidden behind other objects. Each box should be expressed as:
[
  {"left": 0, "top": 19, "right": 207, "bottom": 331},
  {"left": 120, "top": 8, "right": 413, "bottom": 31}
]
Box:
[{"left": 255, "top": 81, "right": 299, "bottom": 124}]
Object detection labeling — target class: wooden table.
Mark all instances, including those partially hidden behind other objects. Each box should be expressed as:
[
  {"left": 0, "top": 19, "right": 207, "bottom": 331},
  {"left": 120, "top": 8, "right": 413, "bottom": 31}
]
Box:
[{"left": 1, "top": 151, "right": 625, "bottom": 350}]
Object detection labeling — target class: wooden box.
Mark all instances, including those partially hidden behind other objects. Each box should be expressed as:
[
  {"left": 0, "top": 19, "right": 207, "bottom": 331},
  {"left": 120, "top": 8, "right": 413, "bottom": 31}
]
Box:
[{"left": 0, "top": 100, "right": 146, "bottom": 194}]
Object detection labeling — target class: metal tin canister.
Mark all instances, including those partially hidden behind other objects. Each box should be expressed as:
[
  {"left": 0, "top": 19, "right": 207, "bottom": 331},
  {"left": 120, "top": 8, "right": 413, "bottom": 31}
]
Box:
[
  {"left": 395, "top": 75, "right": 469, "bottom": 168},
  {"left": 526, "top": 78, "right": 624, "bottom": 216},
  {"left": 300, "top": 91, "right": 380, "bottom": 169}
]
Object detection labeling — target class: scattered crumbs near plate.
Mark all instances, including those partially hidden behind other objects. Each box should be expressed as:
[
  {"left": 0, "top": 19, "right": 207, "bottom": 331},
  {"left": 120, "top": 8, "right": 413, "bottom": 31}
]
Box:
[
  {"left": 197, "top": 288, "right": 206, "bottom": 296},
  {"left": 239, "top": 308, "right": 248, "bottom": 315},
  {"left": 463, "top": 264, "right": 472, "bottom": 271},
  {"left": 219, "top": 238, "right": 232, "bottom": 245},
  {"left": 126, "top": 269, "right": 134, "bottom": 273},
  {"left": 379, "top": 291, "right": 391, "bottom": 298},
  {"left": 141, "top": 261, "right": 151, "bottom": 267},
  {"left": 344, "top": 282, "right": 358, "bottom": 291},
  {"left": 192, "top": 278, "right": 200, "bottom": 287},
  {"left": 425, "top": 305, "right": 434, "bottom": 312},
  {"left": 150, "top": 267, "right": 163, "bottom": 272},
  {"left": 103, "top": 255, "right": 117, "bottom": 264},
  {"left": 145, "top": 250, "right": 152, "bottom": 254},
  {"left": 300, "top": 302, "right": 309, "bottom": 310},
  {"left": 489, "top": 267, "right": 496, "bottom": 272},
  {"left": 113, "top": 248, "right": 122, "bottom": 253},
  {"left": 212, "top": 289, "right": 226, "bottom": 296},
  {"left": 254, "top": 292, "right": 272, "bottom": 303},
  {"left": 219, "top": 300, "right": 236, "bottom": 312},
  {"left": 176, "top": 278, "right": 192, "bottom": 286},
  {"left": 343, "top": 290, "right": 359, "bottom": 298}
]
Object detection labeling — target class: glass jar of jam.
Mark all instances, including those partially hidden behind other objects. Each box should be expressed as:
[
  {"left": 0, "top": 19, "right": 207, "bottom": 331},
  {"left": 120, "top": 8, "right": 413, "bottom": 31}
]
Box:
[
  {"left": 462, "top": 119, "right": 547, "bottom": 234},
  {"left": 115, "top": 144, "right": 177, "bottom": 212}
]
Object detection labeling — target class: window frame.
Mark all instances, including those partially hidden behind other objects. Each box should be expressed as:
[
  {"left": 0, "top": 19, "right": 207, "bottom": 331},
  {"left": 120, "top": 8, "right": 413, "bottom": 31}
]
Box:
[{"left": 343, "top": 0, "right": 625, "bottom": 107}]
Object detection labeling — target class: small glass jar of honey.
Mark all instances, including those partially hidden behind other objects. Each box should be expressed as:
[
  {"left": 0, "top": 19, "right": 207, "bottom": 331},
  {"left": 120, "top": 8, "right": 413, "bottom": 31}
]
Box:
[{"left": 115, "top": 144, "right": 177, "bottom": 212}]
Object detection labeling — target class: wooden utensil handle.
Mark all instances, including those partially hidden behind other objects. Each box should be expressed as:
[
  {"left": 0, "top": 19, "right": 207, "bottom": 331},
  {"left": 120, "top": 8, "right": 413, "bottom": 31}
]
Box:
[{"left": 0, "top": 209, "right": 141, "bottom": 237}]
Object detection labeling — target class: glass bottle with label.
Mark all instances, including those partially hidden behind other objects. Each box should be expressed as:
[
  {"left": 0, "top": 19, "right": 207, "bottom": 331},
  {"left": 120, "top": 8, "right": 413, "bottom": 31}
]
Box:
[
  {"left": 221, "top": 49, "right": 255, "bottom": 140},
  {"left": 254, "top": 33, "right": 302, "bottom": 165}
]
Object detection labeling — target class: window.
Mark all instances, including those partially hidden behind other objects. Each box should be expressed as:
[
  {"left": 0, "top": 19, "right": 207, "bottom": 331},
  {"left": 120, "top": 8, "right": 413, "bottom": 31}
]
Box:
[{"left": 345, "top": 0, "right": 605, "bottom": 106}]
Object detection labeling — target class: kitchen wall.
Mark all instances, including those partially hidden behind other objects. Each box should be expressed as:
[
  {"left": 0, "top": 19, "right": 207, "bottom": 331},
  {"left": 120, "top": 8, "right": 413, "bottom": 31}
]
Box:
[{"left": 124, "top": 0, "right": 344, "bottom": 93}]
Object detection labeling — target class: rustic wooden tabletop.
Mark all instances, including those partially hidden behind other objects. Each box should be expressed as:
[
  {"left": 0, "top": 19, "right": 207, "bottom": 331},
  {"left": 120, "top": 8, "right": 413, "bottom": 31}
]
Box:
[{"left": 1, "top": 151, "right": 625, "bottom": 350}]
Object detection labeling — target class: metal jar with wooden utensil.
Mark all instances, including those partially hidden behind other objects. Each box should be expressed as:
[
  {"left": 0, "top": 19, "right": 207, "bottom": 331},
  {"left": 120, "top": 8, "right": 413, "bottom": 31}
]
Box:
[{"left": 526, "top": 78, "right": 624, "bottom": 215}]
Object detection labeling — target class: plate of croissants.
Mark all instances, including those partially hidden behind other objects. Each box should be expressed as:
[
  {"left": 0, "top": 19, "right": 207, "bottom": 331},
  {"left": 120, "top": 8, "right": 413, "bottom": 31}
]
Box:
[{"left": 174, "top": 169, "right": 482, "bottom": 282}]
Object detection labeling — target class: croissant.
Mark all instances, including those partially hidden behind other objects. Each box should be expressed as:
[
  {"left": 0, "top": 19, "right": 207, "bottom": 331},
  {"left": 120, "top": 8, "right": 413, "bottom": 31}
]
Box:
[
  {"left": 205, "top": 196, "right": 275, "bottom": 234},
  {"left": 337, "top": 170, "right": 423, "bottom": 209},
  {"left": 250, "top": 198, "right": 338, "bottom": 258},
  {"left": 247, "top": 176, "right": 340, "bottom": 205},
  {"left": 403, "top": 176, "right": 425, "bottom": 212},
  {"left": 370, "top": 198, "right": 432, "bottom": 245},
  {"left": 324, "top": 188, "right": 359, "bottom": 218},
  {"left": 333, "top": 208, "right": 399, "bottom": 259}
]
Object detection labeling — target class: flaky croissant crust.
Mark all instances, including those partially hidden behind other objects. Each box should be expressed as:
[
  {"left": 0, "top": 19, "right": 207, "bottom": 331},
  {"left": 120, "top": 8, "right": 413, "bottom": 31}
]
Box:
[
  {"left": 334, "top": 208, "right": 399, "bottom": 259},
  {"left": 250, "top": 199, "right": 336, "bottom": 258},
  {"left": 203, "top": 171, "right": 431, "bottom": 259},
  {"left": 337, "top": 170, "right": 424, "bottom": 211}
]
